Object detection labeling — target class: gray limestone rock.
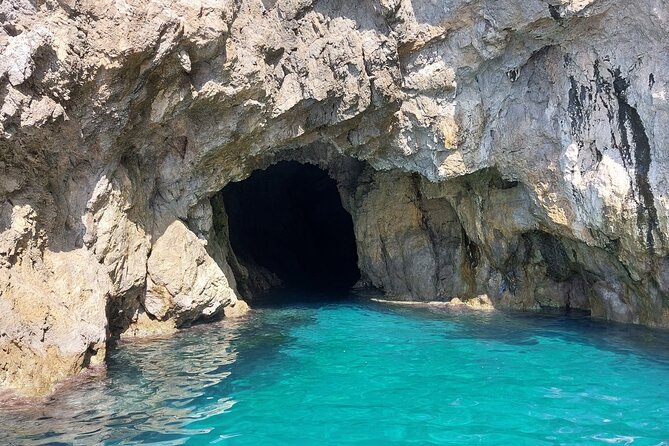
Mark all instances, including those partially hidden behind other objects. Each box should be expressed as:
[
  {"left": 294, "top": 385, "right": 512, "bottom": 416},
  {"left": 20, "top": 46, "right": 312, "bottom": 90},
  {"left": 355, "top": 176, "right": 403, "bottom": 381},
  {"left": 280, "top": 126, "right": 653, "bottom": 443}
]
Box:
[{"left": 2, "top": 0, "right": 669, "bottom": 396}]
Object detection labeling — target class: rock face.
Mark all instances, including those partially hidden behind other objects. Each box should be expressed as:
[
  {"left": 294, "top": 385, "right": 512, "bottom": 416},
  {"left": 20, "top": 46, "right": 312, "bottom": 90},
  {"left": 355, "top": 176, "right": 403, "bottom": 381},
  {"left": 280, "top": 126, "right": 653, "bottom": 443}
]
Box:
[{"left": 1, "top": 0, "right": 669, "bottom": 395}]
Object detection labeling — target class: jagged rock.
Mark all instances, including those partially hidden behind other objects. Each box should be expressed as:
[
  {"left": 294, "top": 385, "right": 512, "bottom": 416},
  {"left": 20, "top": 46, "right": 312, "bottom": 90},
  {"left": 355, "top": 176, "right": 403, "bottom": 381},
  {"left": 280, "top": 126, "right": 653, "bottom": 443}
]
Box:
[
  {"left": 1, "top": 0, "right": 669, "bottom": 396},
  {"left": 145, "top": 220, "right": 240, "bottom": 324}
]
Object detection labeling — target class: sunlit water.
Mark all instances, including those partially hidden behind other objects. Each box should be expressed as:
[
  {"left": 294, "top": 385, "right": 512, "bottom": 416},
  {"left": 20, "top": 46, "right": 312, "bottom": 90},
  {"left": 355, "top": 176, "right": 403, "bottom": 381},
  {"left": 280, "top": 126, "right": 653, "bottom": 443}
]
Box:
[{"left": 3, "top": 293, "right": 669, "bottom": 445}]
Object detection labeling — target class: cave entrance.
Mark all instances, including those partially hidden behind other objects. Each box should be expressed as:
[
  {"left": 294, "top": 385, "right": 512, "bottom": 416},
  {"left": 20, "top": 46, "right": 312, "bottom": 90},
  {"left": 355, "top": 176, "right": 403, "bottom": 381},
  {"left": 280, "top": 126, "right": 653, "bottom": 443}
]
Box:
[{"left": 219, "top": 161, "right": 360, "bottom": 296}]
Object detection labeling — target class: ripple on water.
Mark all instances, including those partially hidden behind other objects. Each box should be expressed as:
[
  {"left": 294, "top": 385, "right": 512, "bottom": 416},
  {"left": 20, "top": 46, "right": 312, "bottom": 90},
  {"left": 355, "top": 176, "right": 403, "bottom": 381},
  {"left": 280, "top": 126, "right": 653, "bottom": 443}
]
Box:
[{"left": 2, "top": 294, "right": 669, "bottom": 445}]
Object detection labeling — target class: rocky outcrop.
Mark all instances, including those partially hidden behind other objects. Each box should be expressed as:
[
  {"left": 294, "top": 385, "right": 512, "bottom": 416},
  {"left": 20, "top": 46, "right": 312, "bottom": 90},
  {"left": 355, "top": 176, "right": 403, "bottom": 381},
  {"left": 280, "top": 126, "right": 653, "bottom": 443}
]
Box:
[{"left": 2, "top": 0, "right": 669, "bottom": 395}]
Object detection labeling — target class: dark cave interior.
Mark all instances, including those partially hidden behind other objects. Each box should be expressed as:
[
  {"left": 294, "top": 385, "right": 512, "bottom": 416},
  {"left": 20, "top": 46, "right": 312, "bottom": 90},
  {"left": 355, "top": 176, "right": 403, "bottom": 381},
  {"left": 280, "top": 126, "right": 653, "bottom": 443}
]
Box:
[{"left": 221, "top": 161, "right": 360, "bottom": 294}]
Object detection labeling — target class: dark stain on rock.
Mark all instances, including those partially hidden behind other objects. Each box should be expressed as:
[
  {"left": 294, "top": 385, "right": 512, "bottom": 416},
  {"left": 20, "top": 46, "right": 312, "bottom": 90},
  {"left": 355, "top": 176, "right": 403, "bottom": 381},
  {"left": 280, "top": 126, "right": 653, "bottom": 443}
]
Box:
[
  {"left": 548, "top": 4, "right": 562, "bottom": 21},
  {"left": 569, "top": 62, "right": 661, "bottom": 249},
  {"left": 611, "top": 68, "right": 660, "bottom": 248},
  {"left": 568, "top": 76, "right": 584, "bottom": 135},
  {"left": 506, "top": 68, "right": 519, "bottom": 82}
]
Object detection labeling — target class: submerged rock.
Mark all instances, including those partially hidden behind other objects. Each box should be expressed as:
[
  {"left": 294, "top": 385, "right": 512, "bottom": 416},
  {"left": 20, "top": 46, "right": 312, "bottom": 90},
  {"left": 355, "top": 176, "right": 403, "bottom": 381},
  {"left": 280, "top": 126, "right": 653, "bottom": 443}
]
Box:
[
  {"left": 1, "top": 0, "right": 669, "bottom": 395},
  {"left": 373, "top": 295, "right": 495, "bottom": 312}
]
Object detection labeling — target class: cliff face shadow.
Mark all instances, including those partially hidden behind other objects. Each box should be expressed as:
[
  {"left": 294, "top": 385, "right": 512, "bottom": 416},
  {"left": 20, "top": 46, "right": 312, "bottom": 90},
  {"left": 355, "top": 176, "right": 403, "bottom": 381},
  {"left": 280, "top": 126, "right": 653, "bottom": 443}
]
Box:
[{"left": 219, "top": 161, "right": 360, "bottom": 295}]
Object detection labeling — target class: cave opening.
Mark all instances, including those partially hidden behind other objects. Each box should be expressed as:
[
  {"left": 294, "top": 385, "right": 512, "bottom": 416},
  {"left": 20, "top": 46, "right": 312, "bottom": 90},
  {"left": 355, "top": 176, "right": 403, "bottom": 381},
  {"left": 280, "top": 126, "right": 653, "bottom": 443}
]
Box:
[{"left": 219, "top": 161, "right": 361, "bottom": 297}]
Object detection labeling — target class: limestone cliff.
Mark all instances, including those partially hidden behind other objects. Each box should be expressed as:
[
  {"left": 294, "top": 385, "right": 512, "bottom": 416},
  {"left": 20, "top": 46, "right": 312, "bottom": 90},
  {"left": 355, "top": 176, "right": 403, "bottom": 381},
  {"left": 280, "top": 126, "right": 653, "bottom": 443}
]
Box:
[{"left": 2, "top": 0, "right": 669, "bottom": 396}]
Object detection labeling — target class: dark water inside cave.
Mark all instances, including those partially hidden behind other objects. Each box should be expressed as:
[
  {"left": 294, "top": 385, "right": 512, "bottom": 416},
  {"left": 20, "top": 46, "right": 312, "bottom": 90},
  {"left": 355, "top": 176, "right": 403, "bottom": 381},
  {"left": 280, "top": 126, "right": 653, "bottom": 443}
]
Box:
[{"left": 2, "top": 292, "right": 669, "bottom": 445}]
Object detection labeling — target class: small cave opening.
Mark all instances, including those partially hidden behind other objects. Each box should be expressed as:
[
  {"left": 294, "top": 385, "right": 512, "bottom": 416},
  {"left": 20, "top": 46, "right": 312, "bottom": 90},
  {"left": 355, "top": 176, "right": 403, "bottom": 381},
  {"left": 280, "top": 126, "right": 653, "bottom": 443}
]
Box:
[{"left": 219, "top": 161, "right": 361, "bottom": 296}]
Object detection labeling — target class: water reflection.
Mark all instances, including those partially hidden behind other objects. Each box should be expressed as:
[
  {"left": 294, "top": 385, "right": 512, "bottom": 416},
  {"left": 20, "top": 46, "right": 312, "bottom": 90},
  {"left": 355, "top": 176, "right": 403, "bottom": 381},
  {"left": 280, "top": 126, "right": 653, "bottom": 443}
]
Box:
[
  {"left": 1, "top": 305, "right": 324, "bottom": 445},
  {"left": 2, "top": 318, "right": 246, "bottom": 446}
]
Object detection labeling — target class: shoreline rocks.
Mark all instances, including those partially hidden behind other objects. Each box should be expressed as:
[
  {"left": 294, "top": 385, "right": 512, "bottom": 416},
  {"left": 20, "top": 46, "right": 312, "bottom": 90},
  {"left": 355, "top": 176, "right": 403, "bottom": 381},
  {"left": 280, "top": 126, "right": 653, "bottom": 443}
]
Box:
[{"left": 372, "top": 295, "right": 495, "bottom": 312}]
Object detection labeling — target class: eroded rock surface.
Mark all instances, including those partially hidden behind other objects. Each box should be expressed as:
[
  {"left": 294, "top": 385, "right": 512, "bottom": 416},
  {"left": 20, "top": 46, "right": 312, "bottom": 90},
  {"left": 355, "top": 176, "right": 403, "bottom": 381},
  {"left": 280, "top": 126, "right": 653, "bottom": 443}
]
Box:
[{"left": 2, "top": 0, "right": 669, "bottom": 395}]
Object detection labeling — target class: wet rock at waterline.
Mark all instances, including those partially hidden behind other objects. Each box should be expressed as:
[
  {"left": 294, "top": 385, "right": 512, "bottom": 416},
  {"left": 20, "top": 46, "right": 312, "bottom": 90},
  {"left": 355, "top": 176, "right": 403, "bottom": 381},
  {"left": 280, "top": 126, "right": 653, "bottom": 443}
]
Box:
[{"left": 2, "top": 0, "right": 669, "bottom": 396}]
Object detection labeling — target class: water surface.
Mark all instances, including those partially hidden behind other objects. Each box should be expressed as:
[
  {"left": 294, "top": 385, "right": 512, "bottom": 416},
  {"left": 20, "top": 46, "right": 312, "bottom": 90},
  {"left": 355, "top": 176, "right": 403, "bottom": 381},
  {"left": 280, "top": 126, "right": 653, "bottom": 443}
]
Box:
[{"left": 3, "top": 293, "right": 669, "bottom": 445}]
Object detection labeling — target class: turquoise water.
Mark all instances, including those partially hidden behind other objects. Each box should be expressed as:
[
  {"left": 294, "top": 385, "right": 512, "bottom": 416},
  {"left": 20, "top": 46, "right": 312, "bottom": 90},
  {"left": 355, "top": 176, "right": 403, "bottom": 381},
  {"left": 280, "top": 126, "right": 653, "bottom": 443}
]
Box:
[{"left": 3, "top": 293, "right": 669, "bottom": 445}]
